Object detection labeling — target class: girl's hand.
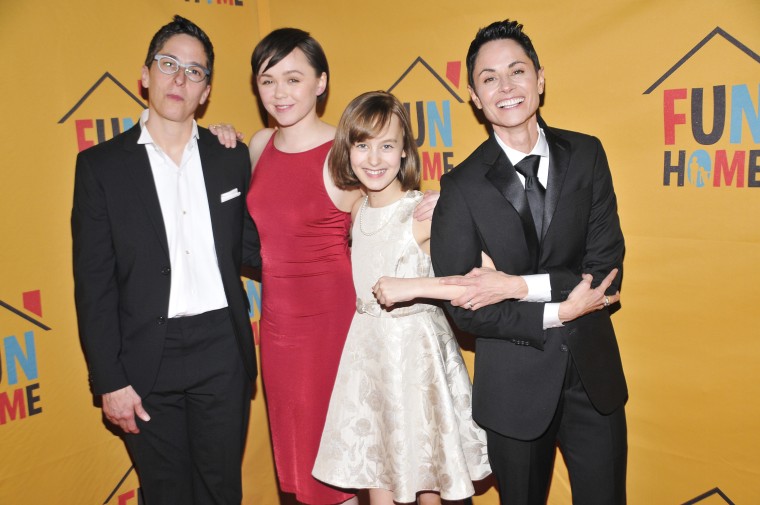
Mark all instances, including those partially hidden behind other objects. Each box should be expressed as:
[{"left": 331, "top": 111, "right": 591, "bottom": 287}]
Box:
[
  {"left": 208, "top": 123, "right": 244, "bottom": 148},
  {"left": 372, "top": 277, "right": 415, "bottom": 307}
]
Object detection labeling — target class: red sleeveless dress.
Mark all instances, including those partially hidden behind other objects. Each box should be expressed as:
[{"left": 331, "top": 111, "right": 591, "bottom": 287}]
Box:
[{"left": 247, "top": 136, "right": 355, "bottom": 504}]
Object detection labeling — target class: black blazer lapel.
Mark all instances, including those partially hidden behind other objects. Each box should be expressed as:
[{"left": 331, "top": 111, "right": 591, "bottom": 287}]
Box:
[
  {"left": 198, "top": 131, "right": 226, "bottom": 258},
  {"left": 543, "top": 126, "right": 571, "bottom": 240},
  {"left": 482, "top": 137, "right": 541, "bottom": 266},
  {"left": 122, "top": 125, "right": 170, "bottom": 258}
]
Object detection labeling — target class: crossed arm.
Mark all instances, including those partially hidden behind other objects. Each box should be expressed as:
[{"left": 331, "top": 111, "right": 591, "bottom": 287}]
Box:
[
  {"left": 373, "top": 254, "right": 619, "bottom": 324},
  {"left": 427, "top": 146, "right": 623, "bottom": 347}
]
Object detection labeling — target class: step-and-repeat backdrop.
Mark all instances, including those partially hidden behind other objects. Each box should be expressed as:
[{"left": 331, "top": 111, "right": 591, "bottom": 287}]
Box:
[{"left": 1, "top": 1, "right": 758, "bottom": 503}]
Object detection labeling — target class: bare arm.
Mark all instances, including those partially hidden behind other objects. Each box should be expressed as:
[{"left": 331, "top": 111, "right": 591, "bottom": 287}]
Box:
[
  {"left": 248, "top": 128, "right": 276, "bottom": 173},
  {"left": 324, "top": 155, "right": 363, "bottom": 213},
  {"left": 373, "top": 276, "right": 468, "bottom": 307},
  {"left": 373, "top": 253, "right": 511, "bottom": 308}
]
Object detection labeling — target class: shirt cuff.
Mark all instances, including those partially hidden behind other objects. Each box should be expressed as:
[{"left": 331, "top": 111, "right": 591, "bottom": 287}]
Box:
[
  {"left": 521, "top": 274, "right": 551, "bottom": 302},
  {"left": 543, "top": 303, "right": 563, "bottom": 329}
]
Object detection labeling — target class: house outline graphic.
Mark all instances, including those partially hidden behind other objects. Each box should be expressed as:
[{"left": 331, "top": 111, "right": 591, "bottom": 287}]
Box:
[
  {"left": 0, "top": 298, "right": 50, "bottom": 331},
  {"left": 387, "top": 57, "right": 464, "bottom": 103},
  {"left": 59, "top": 72, "right": 146, "bottom": 124},
  {"left": 644, "top": 27, "right": 760, "bottom": 95}
]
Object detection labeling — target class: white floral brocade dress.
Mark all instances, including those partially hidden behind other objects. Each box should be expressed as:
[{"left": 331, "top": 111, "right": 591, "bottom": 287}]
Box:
[{"left": 312, "top": 191, "right": 490, "bottom": 502}]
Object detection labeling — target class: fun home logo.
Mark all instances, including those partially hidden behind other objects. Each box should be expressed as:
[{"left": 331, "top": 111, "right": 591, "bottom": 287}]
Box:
[
  {"left": 644, "top": 27, "right": 760, "bottom": 188},
  {"left": 388, "top": 58, "right": 466, "bottom": 182},
  {"left": 0, "top": 291, "right": 50, "bottom": 426},
  {"left": 59, "top": 72, "right": 145, "bottom": 152}
]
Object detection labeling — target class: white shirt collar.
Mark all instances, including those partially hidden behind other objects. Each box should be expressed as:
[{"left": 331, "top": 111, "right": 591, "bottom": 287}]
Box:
[
  {"left": 137, "top": 108, "right": 200, "bottom": 147},
  {"left": 494, "top": 125, "right": 549, "bottom": 165}
]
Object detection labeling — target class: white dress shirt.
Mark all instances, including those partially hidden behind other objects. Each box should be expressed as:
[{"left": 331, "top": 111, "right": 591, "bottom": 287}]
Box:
[
  {"left": 494, "top": 128, "right": 562, "bottom": 328},
  {"left": 138, "top": 109, "right": 228, "bottom": 318}
]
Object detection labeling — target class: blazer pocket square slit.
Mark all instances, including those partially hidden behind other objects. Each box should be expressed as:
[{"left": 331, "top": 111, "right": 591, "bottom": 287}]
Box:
[{"left": 221, "top": 189, "right": 241, "bottom": 202}]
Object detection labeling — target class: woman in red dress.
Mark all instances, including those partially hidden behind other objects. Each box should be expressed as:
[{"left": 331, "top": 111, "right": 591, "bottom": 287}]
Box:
[{"left": 245, "top": 29, "right": 361, "bottom": 505}]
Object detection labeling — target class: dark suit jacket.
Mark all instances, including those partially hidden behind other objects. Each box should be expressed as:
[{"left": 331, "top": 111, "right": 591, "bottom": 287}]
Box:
[
  {"left": 431, "top": 119, "right": 627, "bottom": 441},
  {"left": 72, "top": 124, "right": 260, "bottom": 397}
]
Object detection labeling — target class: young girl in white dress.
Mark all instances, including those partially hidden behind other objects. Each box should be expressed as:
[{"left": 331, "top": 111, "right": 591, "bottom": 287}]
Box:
[{"left": 311, "top": 91, "right": 493, "bottom": 505}]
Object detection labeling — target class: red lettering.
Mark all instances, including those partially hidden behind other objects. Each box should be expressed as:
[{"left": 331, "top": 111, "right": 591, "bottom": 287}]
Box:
[
  {"left": 0, "top": 388, "right": 27, "bottom": 424},
  {"left": 251, "top": 320, "right": 260, "bottom": 346},
  {"left": 75, "top": 119, "right": 95, "bottom": 152},
  {"left": 118, "top": 489, "right": 135, "bottom": 505},
  {"left": 713, "top": 150, "right": 746, "bottom": 187},
  {"left": 422, "top": 152, "right": 442, "bottom": 181},
  {"left": 664, "top": 88, "right": 687, "bottom": 145}
]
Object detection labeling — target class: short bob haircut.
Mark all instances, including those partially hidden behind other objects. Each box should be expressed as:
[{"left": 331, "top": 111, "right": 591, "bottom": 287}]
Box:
[
  {"left": 466, "top": 19, "right": 541, "bottom": 88},
  {"left": 251, "top": 28, "right": 329, "bottom": 101},
  {"left": 329, "top": 91, "right": 420, "bottom": 191},
  {"left": 145, "top": 15, "right": 214, "bottom": 81}
]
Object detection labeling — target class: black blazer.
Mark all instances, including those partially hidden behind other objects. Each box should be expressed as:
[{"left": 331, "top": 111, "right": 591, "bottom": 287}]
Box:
[
  {"left": 72, "top": 124, "right": 260, "bottom": 397},
  {"left": 431, "top": 119, "right": 627, "bottom": 441}
]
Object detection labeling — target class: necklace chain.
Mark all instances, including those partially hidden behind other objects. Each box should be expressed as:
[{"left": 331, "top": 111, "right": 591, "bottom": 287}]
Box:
[{"left": 358, "top": 196, "right": 395, "bottom": 236}]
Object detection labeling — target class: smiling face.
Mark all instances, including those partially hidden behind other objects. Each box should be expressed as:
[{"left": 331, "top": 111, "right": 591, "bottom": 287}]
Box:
[
  {"left": 468, "top": 38, "right": 544, "bottom": 145},
  {"left": 349, "top": 115, "right": 407, "bottom": 201},
  {"left": 255, "top": 47, "right": 327, "bottom": 128},
  {"left": 141, "top": 34, "right": 211, "bottom": 127}
]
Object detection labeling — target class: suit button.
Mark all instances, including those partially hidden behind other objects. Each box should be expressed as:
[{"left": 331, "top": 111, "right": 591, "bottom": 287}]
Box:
[
  {"left": 560, "top": 344, "right": 568, "bottom": 352},
  {"left": 157, "top": 316, "right": 166, "bottom": 325},
  {"left": 161, "top": 266, "right": 171, "bottom": 275}
]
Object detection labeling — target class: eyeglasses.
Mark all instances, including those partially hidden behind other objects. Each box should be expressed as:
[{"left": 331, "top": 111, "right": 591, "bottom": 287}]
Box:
[{"left": 153, "top": 54, "right": 210, "bottom": 83}]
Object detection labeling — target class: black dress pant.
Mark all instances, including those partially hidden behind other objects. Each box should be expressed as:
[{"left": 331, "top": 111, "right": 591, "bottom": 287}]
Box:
[
  {"left": 124, "top": 308, "right": 252, "bottom": 505},
  {"left": 485, "top": 356, "right": 627, "bottom": 505}
]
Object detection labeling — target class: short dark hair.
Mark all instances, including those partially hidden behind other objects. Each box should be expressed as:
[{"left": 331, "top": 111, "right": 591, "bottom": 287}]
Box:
[
  {"left": 466, "top": 19, "right": 540, "bottom": 88},
  {"left": 329, "top": 91, "right": 420, "bottom": 191},
  {"left": 144, "top": 15, "right": 214, "bottom": 81},
  {"left": 251, "top": 28, "right": 329, "bottom": 101}
]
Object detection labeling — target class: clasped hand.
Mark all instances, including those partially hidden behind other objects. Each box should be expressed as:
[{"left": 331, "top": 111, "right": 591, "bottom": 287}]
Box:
[{"left": 442, "top": 267, "right": 527, "bottom": 310}]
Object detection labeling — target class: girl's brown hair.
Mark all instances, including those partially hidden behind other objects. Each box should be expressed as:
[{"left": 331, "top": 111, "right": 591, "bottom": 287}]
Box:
[{"left": 329, "top": 91, "right": 420, "bottom": 191}]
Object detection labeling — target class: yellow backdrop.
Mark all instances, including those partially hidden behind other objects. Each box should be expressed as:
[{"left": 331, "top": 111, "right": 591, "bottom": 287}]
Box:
[{"left": 1, "top": 1, "right": 758, "bottom": 504}]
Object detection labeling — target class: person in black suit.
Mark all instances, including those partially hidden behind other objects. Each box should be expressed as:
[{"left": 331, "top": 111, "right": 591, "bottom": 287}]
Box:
[
  {"left": 72, "top": 15, "right": 259, "bottom": 505},
  {"left": 431, "top": 19, "right": 627, "bottom": 505}
]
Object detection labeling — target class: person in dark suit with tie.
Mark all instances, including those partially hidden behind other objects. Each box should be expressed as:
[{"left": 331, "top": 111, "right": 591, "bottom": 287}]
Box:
[
  {"left": 431, "top": 19, "right": 627, "bottom": 504},
  {"left": 72, "top": 15, "right": 259, "bottom": 505}
]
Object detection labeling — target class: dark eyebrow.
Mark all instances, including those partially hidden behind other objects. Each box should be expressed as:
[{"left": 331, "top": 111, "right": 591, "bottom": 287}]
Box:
[
  {"left": 477, "top": 60, "right": 527, "bottom": 76},
  {"left": 258, "top": 69, "right": 306, "bottom": 78},
  {"left": 161, "top": 53, "right": 208, "bottom": 69}
]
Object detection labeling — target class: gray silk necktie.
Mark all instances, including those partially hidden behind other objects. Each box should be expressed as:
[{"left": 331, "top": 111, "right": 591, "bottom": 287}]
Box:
[{"left": 514, "top": 155, "right": 545, "bottom": 238}]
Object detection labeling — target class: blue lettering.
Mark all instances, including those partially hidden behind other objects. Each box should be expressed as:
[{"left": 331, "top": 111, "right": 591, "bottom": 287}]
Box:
[
  {"left": 245, "top": 280, "right": 262, "bottom": 317},
  {"left": 123, "top": 117, "right": 136, "bottom": 131},
  {"left": 730, "top": 84, "right": 760, "bottom": 144},
  {"left": 3, "top": 332, "right": 38, "bottom": 385},
  {"left": 426, "top": 101, "right": 452, "bottom": 148}
]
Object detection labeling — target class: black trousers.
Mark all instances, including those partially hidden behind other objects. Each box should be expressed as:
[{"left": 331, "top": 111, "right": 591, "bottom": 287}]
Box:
[
  {"left": 124, "top": 308, "right": 252, "bottom": 505},
  {"left": 485, "top": 356, "right": 627, "bottom": 505}
]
